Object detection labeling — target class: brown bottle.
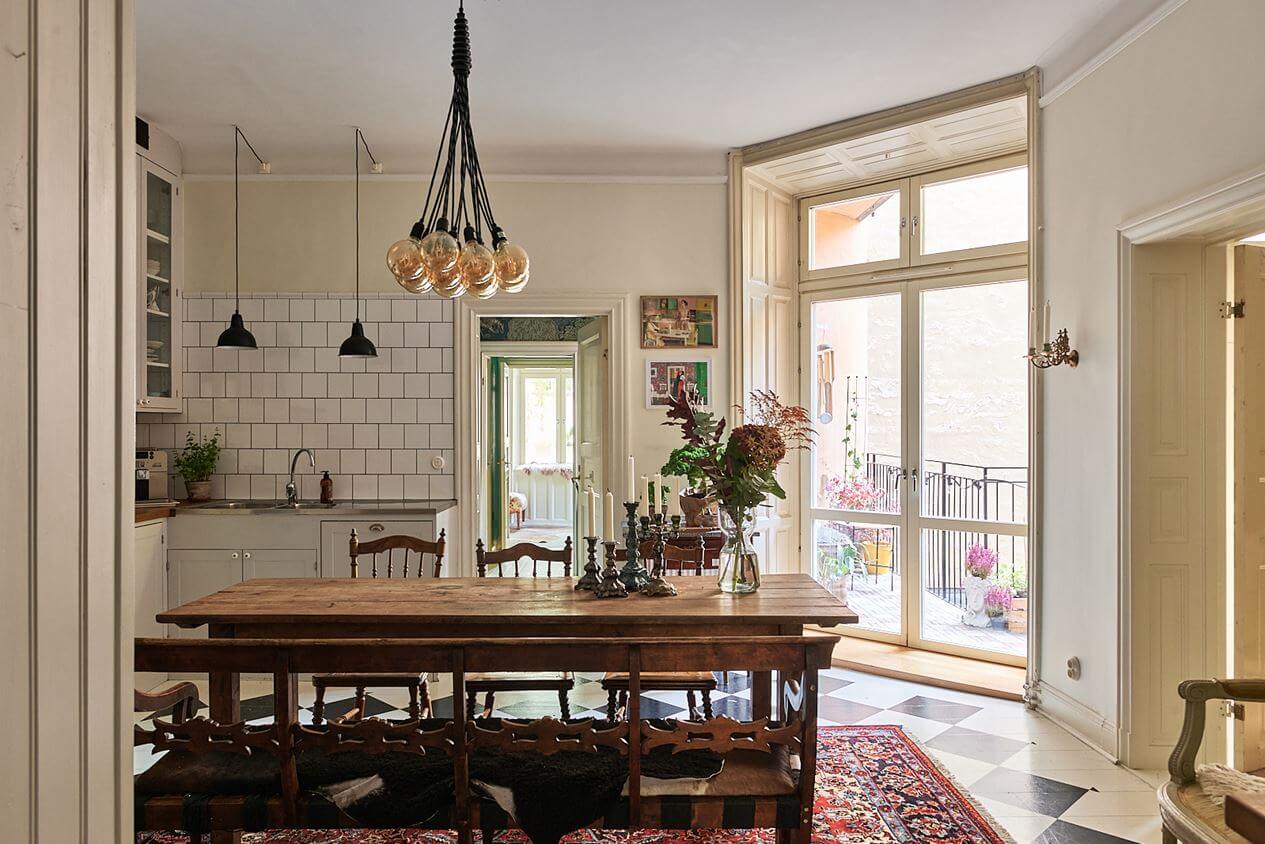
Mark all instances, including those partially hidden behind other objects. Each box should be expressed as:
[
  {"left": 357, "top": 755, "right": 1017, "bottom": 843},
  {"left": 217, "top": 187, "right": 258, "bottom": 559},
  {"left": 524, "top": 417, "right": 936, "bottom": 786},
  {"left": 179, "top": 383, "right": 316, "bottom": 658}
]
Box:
[{"left": 320, "top": 470, "right": 334, "bottom": 504}]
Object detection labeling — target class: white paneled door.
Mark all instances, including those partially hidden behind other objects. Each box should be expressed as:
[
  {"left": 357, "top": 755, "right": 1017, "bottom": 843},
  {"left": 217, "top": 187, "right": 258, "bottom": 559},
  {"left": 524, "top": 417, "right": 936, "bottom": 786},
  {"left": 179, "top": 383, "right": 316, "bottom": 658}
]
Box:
[{"left": 802, "top": 275, "right": 1030, "bottom": 665}]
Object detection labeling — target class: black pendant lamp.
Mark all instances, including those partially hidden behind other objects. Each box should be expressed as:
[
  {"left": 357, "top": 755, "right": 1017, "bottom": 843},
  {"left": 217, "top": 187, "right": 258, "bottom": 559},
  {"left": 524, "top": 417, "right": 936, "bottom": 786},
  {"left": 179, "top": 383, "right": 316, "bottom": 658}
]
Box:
[
  {"left": 216, "top": 126, "right": 268, "bottom": 349},
  {"left": 339, "top": 128, "right": 379, "bottom": 359}
]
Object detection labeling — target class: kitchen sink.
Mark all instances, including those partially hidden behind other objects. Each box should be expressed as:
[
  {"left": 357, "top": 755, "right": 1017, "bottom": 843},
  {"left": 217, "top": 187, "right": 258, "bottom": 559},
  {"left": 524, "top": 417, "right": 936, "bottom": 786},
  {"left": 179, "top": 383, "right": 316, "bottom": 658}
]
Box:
[
  {"left": 185, "top": 499, "right": 280, "bottom": 510},
  {"left": 272, "top": 502, "right": 336, "bottom": 510}
]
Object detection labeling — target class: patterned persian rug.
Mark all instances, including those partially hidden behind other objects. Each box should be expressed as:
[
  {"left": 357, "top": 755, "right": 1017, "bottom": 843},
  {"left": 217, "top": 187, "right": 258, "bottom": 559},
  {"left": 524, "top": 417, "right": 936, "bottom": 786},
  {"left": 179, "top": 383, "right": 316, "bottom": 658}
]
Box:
[{"left": 142, "top": 725, "right": 1012, "bottom": 843}]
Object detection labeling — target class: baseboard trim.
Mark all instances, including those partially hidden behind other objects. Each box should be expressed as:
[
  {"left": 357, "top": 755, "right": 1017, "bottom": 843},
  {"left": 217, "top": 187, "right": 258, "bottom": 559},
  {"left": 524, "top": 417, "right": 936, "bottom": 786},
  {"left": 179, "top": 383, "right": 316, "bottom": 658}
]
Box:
[{"left": 1035, "top": 680, "right": 1120, "bottom": 760}]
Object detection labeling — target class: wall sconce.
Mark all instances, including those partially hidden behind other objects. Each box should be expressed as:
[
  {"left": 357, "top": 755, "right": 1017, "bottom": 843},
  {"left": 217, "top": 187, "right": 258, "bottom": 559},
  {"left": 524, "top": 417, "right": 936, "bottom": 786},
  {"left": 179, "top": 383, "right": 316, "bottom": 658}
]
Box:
[
  {"left": 1026, "top": 328, "right": 1079, "bottom": 369},
  {"left": 1026, "top": 302, "right": 1079, "bottom": 369}
]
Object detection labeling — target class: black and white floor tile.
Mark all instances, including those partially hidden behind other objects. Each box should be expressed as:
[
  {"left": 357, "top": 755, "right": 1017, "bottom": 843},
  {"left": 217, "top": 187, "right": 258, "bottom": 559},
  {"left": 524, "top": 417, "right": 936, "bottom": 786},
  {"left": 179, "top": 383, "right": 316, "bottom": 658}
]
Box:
[{"left": 135, "top": 668, "right": 1164, "bottom": 843}]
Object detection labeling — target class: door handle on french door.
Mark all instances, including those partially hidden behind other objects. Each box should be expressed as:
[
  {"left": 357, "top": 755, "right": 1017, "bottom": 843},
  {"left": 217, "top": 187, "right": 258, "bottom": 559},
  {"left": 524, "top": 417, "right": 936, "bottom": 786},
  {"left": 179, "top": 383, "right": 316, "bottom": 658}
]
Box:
[{"left": 909, "top": 467, "right": 919, "bottom": 492}]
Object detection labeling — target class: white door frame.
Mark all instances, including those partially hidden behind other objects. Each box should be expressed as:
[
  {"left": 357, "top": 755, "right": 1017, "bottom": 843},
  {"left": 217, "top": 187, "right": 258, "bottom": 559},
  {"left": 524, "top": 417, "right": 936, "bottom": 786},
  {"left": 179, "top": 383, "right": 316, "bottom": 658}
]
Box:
[
  {"left": 454, "top": 293, "right": 629, "bottom": 577},
  {"left": 1116, "top": 162, "right": 1265, "bottom": 764}
]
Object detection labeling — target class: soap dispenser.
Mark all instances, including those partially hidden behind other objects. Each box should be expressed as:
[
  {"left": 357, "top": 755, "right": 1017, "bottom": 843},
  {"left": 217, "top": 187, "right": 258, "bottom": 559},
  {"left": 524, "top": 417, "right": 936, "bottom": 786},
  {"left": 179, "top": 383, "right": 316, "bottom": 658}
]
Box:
[{"left": 320, "top": 470, "right": 334, "bottom": 504}]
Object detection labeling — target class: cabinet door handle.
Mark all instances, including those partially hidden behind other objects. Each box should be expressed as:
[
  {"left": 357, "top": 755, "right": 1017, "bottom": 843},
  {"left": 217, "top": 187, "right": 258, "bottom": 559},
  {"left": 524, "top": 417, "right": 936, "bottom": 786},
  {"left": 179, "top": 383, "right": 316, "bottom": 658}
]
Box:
[
  {"left": 243, "top": 551, "right": 251, "bottom": 559},
  {"left": 369, "top": 523, "right": 385, "bottom": 533},
  {"left": 231, "top": 552, "right": 239, "bottom": 559}
]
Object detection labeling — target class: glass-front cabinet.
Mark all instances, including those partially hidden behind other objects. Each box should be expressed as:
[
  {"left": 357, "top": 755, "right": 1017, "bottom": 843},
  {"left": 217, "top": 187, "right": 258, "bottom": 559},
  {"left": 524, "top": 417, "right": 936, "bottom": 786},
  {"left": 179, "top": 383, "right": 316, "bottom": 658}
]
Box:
[{"left": 137, "top": 156, "right": 183, "bottom": 412}]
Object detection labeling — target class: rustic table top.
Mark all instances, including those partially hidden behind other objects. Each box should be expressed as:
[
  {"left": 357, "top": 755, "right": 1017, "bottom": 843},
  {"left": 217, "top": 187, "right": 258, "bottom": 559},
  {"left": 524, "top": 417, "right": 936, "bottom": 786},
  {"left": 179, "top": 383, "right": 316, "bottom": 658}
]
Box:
[{"left": 158, "top": 573, "right": 858, "bottom": 628}]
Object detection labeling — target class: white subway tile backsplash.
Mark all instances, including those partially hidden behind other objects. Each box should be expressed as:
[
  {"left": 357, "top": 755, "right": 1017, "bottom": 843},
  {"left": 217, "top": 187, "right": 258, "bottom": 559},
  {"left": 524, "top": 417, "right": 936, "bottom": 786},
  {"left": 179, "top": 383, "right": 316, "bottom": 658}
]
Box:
[{"left": 153, "top": 293, "right": 455, "bottom": 502}]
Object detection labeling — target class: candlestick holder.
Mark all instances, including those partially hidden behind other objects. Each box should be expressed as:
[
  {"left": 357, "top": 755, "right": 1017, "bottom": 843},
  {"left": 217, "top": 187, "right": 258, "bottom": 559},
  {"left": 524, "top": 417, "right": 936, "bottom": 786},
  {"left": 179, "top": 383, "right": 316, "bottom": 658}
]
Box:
[
  {"left": 594, "top": 540, "right": 628, "bottom": 598},
  {"left": 641, "top": 511, "right": 678, "bottom": 598},
  {"left": 618, "top": 501, "right": 652, "bottom": 592},
  {"left": 1025, "top": 328, "right": 1079, "bottom": 369},
  {"left": 574, "top": 536, "right": 601, "bottom": 591}
]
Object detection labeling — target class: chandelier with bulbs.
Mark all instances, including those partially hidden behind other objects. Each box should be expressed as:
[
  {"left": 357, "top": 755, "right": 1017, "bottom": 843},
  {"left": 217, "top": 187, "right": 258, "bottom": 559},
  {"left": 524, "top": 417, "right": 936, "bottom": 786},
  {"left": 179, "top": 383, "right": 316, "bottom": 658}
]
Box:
[{"left": 386, "top": 1, "right": 528, "bottom": 300}]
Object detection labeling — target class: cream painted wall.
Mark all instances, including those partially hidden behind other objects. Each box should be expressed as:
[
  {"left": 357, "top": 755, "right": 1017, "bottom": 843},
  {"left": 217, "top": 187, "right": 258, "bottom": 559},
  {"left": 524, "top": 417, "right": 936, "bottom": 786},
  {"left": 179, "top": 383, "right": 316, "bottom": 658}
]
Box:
[
  {"left": 1041, "top": 0, "right": 1265, "bottom": 747},
  {"left": 184, "top": 177, "right": 729, "bottom": 518}
]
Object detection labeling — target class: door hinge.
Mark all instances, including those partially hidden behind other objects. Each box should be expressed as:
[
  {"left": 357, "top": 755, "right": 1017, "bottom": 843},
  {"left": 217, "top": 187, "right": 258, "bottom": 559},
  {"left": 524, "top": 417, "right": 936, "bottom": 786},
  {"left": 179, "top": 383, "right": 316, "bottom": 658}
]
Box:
[
  {"left": 1220, "top": 300, "right": 1245, "bottom": 319},
  {"left": 1221, "top": 700, "right": 1246, "bottom": 720}
]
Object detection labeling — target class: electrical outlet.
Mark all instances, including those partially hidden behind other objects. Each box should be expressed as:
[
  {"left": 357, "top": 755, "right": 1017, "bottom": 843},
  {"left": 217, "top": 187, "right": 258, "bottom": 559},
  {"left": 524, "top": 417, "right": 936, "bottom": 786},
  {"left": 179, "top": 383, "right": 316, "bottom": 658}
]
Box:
[
  {"left": 431, "top": 455, "right": 445, "bottom": 470},
  {"left": 1066, "top": 656, "right": 1081, "bottom": 680}
]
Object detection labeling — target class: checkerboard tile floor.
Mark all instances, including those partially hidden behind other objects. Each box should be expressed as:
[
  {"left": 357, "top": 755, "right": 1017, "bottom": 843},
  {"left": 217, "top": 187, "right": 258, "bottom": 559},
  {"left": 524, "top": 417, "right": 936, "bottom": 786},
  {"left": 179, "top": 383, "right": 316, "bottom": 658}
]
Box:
[{"left": 135, "top": 668, "right": 1165, "bottom": 843}]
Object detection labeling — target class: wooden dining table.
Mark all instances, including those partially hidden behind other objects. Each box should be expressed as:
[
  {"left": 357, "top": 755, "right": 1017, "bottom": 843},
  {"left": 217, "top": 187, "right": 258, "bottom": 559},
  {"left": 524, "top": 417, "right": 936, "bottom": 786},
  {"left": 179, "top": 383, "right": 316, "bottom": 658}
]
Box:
[{"left": 158, "top": 572, "right": 858, "bottom": 724}]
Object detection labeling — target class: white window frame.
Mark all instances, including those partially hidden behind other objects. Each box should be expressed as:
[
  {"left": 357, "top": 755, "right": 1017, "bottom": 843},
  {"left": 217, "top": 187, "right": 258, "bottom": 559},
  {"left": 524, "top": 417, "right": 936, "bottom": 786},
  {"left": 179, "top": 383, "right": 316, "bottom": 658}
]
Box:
[
  {"left": 512, "top": 366, "right": 574, "bottom": 467},
  {"left": 798, "top": 153, "right": 1029, "bottom": 285},
  {"left": 910, "top": 152, "right": 1029, "bottom": 266}
]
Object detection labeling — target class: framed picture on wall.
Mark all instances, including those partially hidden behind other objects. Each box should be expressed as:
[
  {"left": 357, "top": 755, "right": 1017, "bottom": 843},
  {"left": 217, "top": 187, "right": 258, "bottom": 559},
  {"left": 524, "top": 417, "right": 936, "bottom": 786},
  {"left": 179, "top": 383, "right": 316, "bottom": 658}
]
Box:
[
  {"left": 646, "top": 360, "right": 712, "bottom": 408},
  {"left": 640, "top": 295, "right": 717, "bottom": 349}
]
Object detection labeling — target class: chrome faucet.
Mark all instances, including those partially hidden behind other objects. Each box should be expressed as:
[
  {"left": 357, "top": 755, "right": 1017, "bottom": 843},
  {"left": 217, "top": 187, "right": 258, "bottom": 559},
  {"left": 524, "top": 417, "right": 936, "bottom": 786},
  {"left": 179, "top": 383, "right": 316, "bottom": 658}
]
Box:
[{"left": 285, "top": 448, "right": 315, "bottom": 505}]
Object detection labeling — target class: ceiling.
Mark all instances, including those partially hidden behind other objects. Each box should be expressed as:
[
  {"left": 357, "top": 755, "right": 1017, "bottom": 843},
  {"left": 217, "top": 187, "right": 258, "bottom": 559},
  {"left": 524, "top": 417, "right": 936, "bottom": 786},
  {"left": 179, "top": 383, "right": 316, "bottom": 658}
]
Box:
[{"left": 136, "top": 0, "right": 1148, "bottom": 177}]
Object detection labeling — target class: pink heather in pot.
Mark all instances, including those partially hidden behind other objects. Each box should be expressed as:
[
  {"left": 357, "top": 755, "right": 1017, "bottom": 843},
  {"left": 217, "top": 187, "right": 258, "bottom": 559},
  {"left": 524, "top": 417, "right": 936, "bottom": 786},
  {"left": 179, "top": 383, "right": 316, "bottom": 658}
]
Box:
[{"left": 965, "top": 544, "right": 998, "bottom": 579}]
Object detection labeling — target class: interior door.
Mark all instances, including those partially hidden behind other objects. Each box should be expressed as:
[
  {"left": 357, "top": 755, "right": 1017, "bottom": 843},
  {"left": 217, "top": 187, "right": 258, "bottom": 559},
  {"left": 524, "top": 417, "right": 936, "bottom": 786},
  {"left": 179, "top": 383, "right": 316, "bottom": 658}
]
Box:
[
  {"left": 486, "top": 356, "right": 508, "bottom": 549},
  {"left": 1234, "top": 243, "right": 1265, "bottom": 771},
  {"left": 576, "top": 318, "right": 607, "bottom": 539}
]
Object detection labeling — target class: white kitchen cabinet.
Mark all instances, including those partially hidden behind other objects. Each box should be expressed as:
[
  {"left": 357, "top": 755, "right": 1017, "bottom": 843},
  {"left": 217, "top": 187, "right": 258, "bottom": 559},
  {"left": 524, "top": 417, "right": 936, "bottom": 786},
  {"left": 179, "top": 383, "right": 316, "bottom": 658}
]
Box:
[
  {"left": 166, "top": 549, "right": 242, "bottom": 639},
  {"left": 134, "top": 520, "right": 168, "bottom": 690},
  {"left": 244, "top": 548, "right": 320, "bottom": 580},
  {"left": 320, "top": 519, "right": 435, "bottom": 577},
  {"left": 137, "top": 125, "right": 184, "bottom": 413}
]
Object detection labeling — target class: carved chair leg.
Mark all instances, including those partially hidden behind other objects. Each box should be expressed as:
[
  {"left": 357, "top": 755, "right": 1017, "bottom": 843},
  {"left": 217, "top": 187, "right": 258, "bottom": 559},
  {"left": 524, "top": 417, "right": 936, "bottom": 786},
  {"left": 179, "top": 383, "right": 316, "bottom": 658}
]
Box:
[
  {"left": 311, "top": 685, "right": 326, "bottom": 725},
  {"left": 353, "top": 687, "right": 367, "bottom": 721},
  {"left": 617, "top": 690, "right": 629, "bottom": 721},
  {"left": 408, "top": 683, "right": 421, "bottom": 721},
  {"left": 1161, "top": 826, "right": 1177, "bottom": 844},
  {"left": 466, "top": 690, "right": 479, "bottom": 720},
  {"left": 686, "top": 689, "right": 699, "bottom": 721},
  {"left": 418, "top": 680, "right": 432, "bottom": 719},
  {"left": 482, "top": 691, "right": 496, "bottom": 718},
  {"left": 606, "top": 688, "right": 619, "bottom": 721},
  {"left": 702, "top": 689, "right": 714, "bottom": 719},
  {"left": 559, "top": 689, "right": 571, "bottom": 720}
]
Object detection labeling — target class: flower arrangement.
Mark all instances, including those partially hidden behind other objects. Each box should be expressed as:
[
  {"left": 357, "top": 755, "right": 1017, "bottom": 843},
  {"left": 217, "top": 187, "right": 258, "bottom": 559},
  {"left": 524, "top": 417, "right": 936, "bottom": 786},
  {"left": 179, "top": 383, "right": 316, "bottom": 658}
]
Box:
[
  {"left": 965, "top": 543, "right": 998, "bottom": 579},
  {"left": 664, "top": 389, "right": 813, "bottom": 513},
  {"left": 665, "top": 389, "right": 813, "bottom": 592},
  {"left": 984, "top": 583, "right": 1014, "bottom": 618}
]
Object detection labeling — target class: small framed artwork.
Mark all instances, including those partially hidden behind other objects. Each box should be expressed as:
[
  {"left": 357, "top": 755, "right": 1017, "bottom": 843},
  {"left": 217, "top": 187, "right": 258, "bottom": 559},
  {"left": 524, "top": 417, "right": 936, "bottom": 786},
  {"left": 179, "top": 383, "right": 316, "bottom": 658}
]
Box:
[
  {"left": 640, "top": 295, "right": 717, "bottom": 349},
  {"left": 646, "top": 360, "right": 712, "bottom": 408}
]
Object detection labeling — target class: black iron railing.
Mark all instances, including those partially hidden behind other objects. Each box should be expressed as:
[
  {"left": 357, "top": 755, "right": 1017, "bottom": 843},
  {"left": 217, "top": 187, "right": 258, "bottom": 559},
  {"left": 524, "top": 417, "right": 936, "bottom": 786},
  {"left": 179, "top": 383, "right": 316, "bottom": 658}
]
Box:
[{"left": 816, "top": 453, "right": 1028, "bottom": 609}]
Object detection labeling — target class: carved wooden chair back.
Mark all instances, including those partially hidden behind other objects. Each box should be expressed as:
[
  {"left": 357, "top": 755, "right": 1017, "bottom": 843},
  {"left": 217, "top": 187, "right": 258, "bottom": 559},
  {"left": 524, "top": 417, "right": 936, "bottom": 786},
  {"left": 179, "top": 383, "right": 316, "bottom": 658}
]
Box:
[
  {"left": 476, "top": 537, "right": 573, "bottom": 577},
  {"left": 349, "top": 528, "right": 446, "bottom": 579},
  {"left": 661, "top": 537, "right": 707, "bottom": 575},
  {"left": 134, "top": 681, "right": 199, "bottom": 734}
]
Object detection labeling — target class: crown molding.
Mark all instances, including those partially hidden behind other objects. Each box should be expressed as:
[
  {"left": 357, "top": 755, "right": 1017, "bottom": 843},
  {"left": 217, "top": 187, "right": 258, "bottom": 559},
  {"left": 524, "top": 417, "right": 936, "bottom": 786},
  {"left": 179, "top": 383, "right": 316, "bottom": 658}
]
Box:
[{"left": 1038, "top": 0, "right": 1188, "bottom": 108}]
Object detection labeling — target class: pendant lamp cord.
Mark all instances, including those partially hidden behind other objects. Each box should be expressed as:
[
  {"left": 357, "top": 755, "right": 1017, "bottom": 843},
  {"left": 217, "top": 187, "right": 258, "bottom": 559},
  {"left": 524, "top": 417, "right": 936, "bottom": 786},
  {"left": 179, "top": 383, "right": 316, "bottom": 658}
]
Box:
[
  {"left": 353, "top": 128, "right": 379, "bottom": 321},
  {"left": 232, "top": 125, "right": 267, "bottom": 314}
]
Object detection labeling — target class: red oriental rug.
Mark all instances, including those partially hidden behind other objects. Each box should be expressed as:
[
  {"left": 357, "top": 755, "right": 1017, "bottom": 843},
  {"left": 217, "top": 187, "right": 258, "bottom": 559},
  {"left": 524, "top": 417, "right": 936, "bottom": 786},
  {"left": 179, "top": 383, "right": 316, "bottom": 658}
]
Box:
[{"left": 142, "top": 725, "right": 1012, "bottom": 843}]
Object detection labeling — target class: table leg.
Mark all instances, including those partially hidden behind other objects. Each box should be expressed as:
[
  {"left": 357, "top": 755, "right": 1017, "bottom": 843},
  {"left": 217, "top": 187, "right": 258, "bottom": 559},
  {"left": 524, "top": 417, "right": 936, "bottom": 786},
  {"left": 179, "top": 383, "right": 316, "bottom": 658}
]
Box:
[{"left": 208, "top": 624, "right": 242, "bottom": 844}]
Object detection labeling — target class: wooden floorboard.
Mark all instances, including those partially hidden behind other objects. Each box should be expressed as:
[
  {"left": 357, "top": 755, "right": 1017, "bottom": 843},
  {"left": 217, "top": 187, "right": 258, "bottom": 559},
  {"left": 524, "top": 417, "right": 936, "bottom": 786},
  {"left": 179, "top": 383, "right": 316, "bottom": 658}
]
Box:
[{"left": 827, "top": 635, "right": 1026, "bottom": 702}]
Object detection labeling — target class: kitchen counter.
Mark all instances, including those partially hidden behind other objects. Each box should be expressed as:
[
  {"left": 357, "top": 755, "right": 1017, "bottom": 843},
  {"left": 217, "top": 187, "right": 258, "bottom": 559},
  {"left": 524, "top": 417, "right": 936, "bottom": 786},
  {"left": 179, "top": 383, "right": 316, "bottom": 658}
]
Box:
[{"left": 176, "top": 498, "right": 457, "bottom": 516}]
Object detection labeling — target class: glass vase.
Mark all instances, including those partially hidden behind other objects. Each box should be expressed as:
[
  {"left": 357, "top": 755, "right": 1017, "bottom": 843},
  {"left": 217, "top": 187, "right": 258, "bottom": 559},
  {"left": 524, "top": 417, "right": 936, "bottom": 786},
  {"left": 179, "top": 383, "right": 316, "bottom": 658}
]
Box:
[{"left": 718, "top": 506, "right": 760, "bottom": 594}]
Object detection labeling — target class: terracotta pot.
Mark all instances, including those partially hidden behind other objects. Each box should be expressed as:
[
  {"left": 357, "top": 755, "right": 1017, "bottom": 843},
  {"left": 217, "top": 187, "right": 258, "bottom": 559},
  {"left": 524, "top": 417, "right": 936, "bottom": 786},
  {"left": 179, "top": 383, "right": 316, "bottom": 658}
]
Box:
[
  {"left": 679, "top": 492, "right": 718, "bottom": 528},
  {"left": 861, "top": 540, "right": 893, "bottom": 575},
  {"left": 185, "top": 480, "right": 212, "bottom": 502}
]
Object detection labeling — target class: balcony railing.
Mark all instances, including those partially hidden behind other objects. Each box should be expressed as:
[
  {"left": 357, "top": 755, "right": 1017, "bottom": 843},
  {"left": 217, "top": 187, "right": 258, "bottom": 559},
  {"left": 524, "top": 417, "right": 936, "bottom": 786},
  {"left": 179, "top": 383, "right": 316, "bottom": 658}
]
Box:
[{"left": 819, "top": 453, "right": 1028, "bottom": 610}]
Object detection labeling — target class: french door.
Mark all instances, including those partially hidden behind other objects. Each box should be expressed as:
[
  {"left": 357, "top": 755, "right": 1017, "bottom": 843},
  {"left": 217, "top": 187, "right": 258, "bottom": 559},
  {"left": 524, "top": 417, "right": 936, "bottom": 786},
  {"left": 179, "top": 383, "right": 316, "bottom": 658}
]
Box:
[{"left": 802, "top": 273, "right": 1030, "bottom": 665}]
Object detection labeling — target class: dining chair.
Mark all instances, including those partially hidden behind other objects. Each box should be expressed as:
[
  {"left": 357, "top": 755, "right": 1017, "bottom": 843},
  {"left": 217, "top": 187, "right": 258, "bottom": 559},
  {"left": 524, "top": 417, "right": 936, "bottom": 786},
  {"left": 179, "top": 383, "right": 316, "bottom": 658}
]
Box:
[
  {"left": 468, "top": 538, "right": 575, "bottom": 718},
  {"left": 311, "top": 528, "right": 446, "bottom": 724},
  {"left": 135, "top": 681, "right": 202, "bottom": 843},
  {"left": 603, "top": 538, "right": 719, "bottom": 720}
]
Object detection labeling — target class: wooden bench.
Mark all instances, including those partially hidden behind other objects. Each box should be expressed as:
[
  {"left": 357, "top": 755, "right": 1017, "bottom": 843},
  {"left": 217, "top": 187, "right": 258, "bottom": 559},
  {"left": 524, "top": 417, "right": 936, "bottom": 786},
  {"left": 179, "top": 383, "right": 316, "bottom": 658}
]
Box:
[{"left": 134, "top": 633, "right": 835, "bottom": 844}]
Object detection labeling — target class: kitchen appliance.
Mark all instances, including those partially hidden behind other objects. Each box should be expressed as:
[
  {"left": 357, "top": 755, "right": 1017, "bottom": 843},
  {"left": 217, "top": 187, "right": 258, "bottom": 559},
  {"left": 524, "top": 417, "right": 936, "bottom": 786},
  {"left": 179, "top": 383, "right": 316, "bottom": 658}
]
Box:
[{"left": 136, "top": 449, "right": 170, "bottom": 502}]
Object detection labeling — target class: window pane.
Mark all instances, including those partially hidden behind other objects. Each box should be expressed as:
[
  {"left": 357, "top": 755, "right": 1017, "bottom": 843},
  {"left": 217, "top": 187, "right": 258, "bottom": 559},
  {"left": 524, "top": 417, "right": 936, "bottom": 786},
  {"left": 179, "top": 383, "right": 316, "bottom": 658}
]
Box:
[
  {"left": 810, "top": 293, "right": 901, "bottom": 514},
  {"left": 919, "top": 281, "right": 1029, "bottom": 524},
  {"left": 812, "top": 519, "right": 901, "bottom": 636},
  {"left": 920, "top": 528, "right": 1027, "bottom": 658},
  {"left": 522, "top": 376, "right": 558, "bottom": 464},
  {"left": 920, "top": 166, "right": 1027, "bottom": 255},
  {"left": 563, "top": 373, "right": 574, "bottom": 465},
  {"left": 808, "top": 188, "right": 901, "bottom": 270}
]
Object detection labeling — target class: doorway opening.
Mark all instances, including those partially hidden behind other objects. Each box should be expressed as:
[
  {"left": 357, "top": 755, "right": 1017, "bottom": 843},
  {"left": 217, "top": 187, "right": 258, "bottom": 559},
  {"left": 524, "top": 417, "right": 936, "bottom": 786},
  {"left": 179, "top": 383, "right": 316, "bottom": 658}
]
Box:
[{"left": 478, "top": 316, "right": 610, "bottom": 563}]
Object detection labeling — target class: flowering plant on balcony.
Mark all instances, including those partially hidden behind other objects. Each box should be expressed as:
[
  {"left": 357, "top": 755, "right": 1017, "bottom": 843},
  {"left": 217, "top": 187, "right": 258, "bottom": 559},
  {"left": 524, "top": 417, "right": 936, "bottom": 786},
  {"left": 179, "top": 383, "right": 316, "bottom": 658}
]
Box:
[
  {"left": 822, "top": 474, "right": 882, "bottom": 511},
  {"left": 965, "top": 543, "right": 998, "bottom": 579},
  {"left": 985, "top": 583, "right": 1013, "bottom": 618}
]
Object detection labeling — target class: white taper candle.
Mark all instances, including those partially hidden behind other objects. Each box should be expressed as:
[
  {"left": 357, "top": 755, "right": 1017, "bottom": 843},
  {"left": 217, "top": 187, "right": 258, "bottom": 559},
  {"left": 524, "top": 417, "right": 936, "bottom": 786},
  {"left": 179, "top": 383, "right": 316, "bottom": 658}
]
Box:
[{"left": 604, "top": 491, "right": 615, "bottom": 542}]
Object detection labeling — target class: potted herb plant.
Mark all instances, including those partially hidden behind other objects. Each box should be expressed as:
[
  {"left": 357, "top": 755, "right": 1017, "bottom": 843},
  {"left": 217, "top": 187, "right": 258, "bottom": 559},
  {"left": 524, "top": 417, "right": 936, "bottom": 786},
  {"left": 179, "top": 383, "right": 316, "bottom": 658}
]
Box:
[
  {"left": 985, "top": 583, "right": 1014, "bottom": 629},
  {"left": 664, "top": 389, "right": 813, "bottom": 593},
  {"left": 174, "top": 431, "right": 221, "bottom": 502},
  {"left": 661, "top": 445, "right": 718, "bottom": 527},
  {"left": 962, "top": 543, "right": 997, "bottom": 628}
]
